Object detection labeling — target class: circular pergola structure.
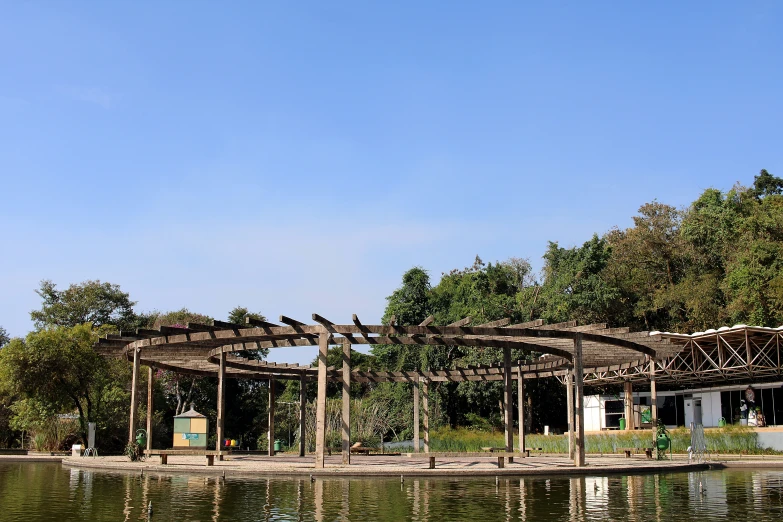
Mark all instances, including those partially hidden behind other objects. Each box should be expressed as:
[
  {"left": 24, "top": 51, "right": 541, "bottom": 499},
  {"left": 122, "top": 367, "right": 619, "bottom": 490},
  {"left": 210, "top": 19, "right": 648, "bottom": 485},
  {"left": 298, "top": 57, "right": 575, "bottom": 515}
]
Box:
[{"left": 97, "top": 314, "right": 690, "bottom": 468}]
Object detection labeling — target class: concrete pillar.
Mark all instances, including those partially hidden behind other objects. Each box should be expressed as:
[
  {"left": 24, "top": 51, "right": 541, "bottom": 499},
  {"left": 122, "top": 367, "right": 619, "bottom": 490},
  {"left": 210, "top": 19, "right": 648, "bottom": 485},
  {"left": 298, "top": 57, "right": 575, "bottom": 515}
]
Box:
[
  {"left": 422, "top": 374, "right": 430, "bottom": 454},
  {"left": 146, "top": 366, "right": 154, "bottom": 451},
  {"left": 504, "top": 347, "right": 514, "bottom": 452},
  {"left": 216, "top": 350, "right": 226, "bottom": 455},
  {"left": 299, "top": 372, "right": 307, "bottom": 457},
  {"left": 566, "top": 367, "right": 574, "bottom": 460},
  {"left": 128, "top": 348, "right": 141, "bottom": 444},
  {"left": 517, "top": 370, "right": 525, "bottom": 453},
  {"left": 268, "top": 378, "right": 276, "bottom": 456},
  {"left": 341, "top": 341, "right": 351, "bottom": 465},
  {"left": 315, "top": 333, "right": 329, "bottom": 468},
  {"left": 413, "top": 375, "right": 420, "bottom": 453},
  {"left": 573, "top": 335, "right": 585, "bottom": 467}
]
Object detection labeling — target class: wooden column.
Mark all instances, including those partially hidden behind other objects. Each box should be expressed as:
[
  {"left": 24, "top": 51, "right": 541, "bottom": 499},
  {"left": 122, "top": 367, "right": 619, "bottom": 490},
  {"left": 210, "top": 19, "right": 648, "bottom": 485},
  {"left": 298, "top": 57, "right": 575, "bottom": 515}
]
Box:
[
  {"left": 573, "top": 335, "right": 585, "bottom": 467},
  {"left": 315, "top": 333, "right": 329, "bottom": 469},
  {"left": 341, "top": 341, "right": 351, "bottom": 465},
  {"left": 517, "top": 370, "right": 525, "bottom": 453},
  {"left": 299, "top": 372, "right": 307, "bottom": 457},
  {"left": 413, "top": 375, "right": 420, "bottom": 453},
  {"left": 146, "top": 366, "right": 154, "bottom": 451},
  {"left": 216, "top": 350, "right": 226, "bottom": 455},
  {"left": 128, "top": 348, "right": 141, "bottom": 444},
  {"left": 503, "top": 347, "right": 514, "bottom": 452},
  {"left": 268, "top": 378, "right": 276, "bottom": 456},
  {"left": 422, "top": 373, "right": 430, "bottom": 454},
  {"left": 650, "top": 358, "right": 658, "bottom": 437},
  {"left": 566, "top": 367, "right": 574, "bottom": 460},
  {"left": 624, "top": 381, "right": 634, "bottom": 430}
]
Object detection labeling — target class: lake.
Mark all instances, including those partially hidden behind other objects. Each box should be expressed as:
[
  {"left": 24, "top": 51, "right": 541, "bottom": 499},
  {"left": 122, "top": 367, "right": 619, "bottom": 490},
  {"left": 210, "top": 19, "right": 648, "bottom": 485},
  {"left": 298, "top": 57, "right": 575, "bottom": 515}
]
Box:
[{"left": 1, "top": 463, "right": 783, "bottom": 521}]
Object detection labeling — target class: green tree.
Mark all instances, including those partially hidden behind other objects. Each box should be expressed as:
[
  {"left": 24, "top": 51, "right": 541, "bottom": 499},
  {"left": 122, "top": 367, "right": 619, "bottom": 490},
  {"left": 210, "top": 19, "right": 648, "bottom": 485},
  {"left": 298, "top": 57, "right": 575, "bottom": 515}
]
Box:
[
  {"left": 227, "top": 306, "right": 269, "bottom": 360},
  {"left": 30, "top": 280, "right": 139, "bottom": 332},
  {"left": 0, "top": 324, "right": 130, "bottom": 447},
  {"left": 0, "top": 326, "right": 9, "bottom": 348}
]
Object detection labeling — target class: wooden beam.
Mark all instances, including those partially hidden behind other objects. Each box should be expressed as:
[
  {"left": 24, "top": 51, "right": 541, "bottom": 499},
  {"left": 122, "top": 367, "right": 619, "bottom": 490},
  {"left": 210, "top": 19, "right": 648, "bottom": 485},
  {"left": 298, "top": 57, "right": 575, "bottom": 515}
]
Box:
[
  {"left": 216, "top": 350, "right": 226, "bottom": 456},
  {"left": 504, "top": 346, "right": 513, "bottom": 452},
  {"left": 246, "top": 317, "right": 281, "bottom": 328},
  {"left": 280, "top": 315, "right": 307, "bottom": 328},
  {"left": 566, "top": 368, "right": 574, "bottom": 460},
  {"left": 312, "top": 313, "right": 335, "bottom": 328},
  {"left": 128, "top": 348, "right": 140, "bottom": 444},
  {"left": 419, "top": 316, "right": 434, "bottom": 327},
  {"left": 573, "top": 334, "right": 585, "bottom": 467},
  {"left": 342, "top": 340, "right": 351, "bottom": 465},
  {"left": 413, "top": 375, "right": 420, "bottom": 453},
  {"left": 146, "top": 366, "right": 154, "bottom": 451},
  {"left": 299, "top": 372, "right": 307, "bottom": 457},
  {"left": 517, "top": 370, "right": 525, "bottom": 453},
  {"left": 448, "top": 317, "right": 472, "bottom": 327},
  {"left": 315, "top": 333, "right": 329, "bottom": 469},
  {"left": 480, "top": 318, "right": 511, "bottom": 328},
  {"left": 268, "top": 378, "right": 276, "bottom": 456},
  {"left": 422, "top": 374, "right": 430, "bottom": 453}
]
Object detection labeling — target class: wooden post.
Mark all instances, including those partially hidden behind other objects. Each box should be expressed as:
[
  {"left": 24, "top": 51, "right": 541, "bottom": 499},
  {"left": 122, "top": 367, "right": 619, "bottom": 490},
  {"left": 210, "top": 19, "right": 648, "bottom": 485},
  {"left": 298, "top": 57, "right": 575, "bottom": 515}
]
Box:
[
  {"left": 422, "top": 373, "right": 430, "bottom": 454},
  {"left": 299, "top": 372, "right": 307, "bottom": 457},
  {"left": 517, "top": 369, "right": 525, "bottom": 453},
  {"left": 413, "top": 374, "right": 420, "bottom": 453},
  {"left": 128, "top": 348, "right": 141, "bottom": 444},
  {"left": 566, "top": 367, "right": 574, "bottom": 460},
  {"left": 216, "top": 350, "right": 226, "bottom": 455},
  {"left": 268, "top": 378, "right": 276, "bottom": 456},
  {"left": 341, "top": 341, "right": 351, "bottom": 465},
  {"left": 146, "top": 366, "right": 154, "bottom": 451},
  {"left": 624, "top": 381, "right": 634, "bottom": 430},
  {"left": 504, "top": 347, "right": 514, "bottom": 453},
  {"left": 650, "top": 358, "right": 658, "bottom": 439},
  {"left": 315, "top": 333, "right": 329, "bottom": 469},
  {"left": 573, "top": 335, "right": 585, "bottom": 467}
]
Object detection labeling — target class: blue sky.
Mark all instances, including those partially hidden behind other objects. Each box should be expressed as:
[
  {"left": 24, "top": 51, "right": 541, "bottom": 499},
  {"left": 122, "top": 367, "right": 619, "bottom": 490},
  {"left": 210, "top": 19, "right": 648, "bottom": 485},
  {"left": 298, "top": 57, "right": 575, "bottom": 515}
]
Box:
[{"left": 1, "top": 2, "right": 781, "bottom": 364}]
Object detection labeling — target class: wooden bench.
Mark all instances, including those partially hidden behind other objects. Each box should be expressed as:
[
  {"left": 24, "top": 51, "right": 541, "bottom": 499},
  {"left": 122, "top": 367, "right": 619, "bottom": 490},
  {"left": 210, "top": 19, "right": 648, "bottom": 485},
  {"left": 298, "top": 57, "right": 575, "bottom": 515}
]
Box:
[
  {"left": 404, "top": 452, "right": 528, "bottom": 469},
  {"left": 621, "top": 447, "right": 653, "bottom": 459},
  {"left": 144, "top": 449, "right": 230, "bottom": 466}
]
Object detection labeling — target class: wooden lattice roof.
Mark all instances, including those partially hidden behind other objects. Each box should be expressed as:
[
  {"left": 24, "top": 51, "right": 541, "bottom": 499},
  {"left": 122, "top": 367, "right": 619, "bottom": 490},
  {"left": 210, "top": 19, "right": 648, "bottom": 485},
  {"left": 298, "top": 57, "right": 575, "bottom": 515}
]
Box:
[{"left": 96, "top": 315, "right": 676, "bottom": 383}]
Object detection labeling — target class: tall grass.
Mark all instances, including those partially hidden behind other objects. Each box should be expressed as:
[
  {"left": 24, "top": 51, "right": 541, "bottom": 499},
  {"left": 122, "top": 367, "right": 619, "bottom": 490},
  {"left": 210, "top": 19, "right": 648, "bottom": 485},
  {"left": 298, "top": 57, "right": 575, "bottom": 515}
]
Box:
[{"left": 430, "top": 425, "right": 775, "bottom": 454}]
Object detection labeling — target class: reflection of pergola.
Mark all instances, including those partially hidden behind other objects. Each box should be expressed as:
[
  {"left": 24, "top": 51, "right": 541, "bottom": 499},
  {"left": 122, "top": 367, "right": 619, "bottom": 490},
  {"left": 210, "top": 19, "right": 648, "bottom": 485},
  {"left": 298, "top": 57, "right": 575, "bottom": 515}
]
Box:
[{"left": 97, "top": 315, "right": 682, "bottom": 468}]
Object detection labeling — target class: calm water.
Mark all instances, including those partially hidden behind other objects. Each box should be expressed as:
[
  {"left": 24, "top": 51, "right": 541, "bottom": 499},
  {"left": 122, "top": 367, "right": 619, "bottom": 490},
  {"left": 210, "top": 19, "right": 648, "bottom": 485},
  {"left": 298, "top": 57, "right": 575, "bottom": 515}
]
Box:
[{"left": 2, "top": 463, "right": 783, "bottom": 521}]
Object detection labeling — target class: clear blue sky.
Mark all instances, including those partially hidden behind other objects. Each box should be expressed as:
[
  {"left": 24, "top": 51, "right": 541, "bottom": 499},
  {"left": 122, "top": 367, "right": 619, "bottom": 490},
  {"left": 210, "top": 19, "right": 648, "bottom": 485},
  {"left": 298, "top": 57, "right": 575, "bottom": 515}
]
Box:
[{"left": 1, "top": 2, "right": 781, "bottom": 364}]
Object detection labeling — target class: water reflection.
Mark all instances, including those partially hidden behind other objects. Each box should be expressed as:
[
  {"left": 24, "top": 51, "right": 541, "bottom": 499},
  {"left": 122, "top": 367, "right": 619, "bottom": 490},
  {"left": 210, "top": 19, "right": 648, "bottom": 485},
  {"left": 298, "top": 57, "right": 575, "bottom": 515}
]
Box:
[{"left": 4, "top": 464, "right": 783, "bottom": 521}]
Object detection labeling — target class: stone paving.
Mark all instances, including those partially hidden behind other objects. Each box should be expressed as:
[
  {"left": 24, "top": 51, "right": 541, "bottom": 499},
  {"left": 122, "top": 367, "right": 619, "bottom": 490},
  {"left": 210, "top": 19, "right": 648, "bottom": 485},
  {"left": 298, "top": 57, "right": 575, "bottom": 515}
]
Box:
[{"left": 52, "top": 453, "right": 715, "bottom": 477}]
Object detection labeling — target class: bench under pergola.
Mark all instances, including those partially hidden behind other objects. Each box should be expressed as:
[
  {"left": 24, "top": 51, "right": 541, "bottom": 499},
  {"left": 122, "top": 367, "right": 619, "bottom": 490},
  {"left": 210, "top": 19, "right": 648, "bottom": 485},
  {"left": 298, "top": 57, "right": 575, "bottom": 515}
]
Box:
[{"left": 96, "top": 315, "right": 681, "bottom": 468}]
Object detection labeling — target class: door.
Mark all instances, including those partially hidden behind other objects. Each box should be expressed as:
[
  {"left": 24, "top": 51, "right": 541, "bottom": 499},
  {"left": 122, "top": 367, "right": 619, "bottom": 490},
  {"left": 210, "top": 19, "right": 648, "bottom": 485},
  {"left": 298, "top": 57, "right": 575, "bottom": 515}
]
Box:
[{"left": 694, "top": 398, "right": 703, "bottom": 426}]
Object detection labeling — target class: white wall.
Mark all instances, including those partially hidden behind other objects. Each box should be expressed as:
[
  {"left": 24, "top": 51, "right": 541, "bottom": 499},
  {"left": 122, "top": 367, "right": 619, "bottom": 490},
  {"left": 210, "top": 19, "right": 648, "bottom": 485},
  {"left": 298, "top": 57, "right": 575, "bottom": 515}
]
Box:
[{"left": 584, "top": 395, "right": 601, "bottom": 431}]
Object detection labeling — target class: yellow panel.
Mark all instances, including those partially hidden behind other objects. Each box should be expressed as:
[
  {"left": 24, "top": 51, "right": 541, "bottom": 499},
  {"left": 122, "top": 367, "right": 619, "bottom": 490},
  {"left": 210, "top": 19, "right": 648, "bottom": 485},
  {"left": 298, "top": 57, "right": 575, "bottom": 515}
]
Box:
[
  {"left": 173, "top": 433, "right": 190, "bottom": 447},
  {"left": 190, "top": 418, "right": 207, "bottom": 433}
]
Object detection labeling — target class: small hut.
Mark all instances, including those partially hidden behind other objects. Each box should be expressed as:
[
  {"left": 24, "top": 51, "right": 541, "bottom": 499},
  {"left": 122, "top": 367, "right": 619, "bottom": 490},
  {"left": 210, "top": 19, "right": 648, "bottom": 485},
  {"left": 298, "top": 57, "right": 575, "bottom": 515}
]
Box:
[{"left": 173, "top": 406, "right": 208, "bottom": 449}]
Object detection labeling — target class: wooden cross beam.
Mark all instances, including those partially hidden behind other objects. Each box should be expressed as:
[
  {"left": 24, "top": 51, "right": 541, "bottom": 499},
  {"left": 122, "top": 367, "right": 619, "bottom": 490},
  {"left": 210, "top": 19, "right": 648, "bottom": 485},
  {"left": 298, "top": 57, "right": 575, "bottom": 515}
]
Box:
[{"left": 448, "top": 317, "right": 472, "bottom": 327}]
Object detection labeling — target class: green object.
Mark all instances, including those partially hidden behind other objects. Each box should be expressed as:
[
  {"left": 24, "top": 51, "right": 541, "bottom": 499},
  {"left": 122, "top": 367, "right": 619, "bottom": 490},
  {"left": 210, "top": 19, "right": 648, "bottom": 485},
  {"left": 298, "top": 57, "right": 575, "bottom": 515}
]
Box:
[
  {"left": 656, "top": 434, "right": 670, "bottom": 451},
  {"left": 641, "top": 407, "right": 652, "bottom": 424},
  {"left": 619, "top": 418, "right": 626, "bottom": 431},
  {"left": 135, "top": 429, "right": 147, "bottom": 448},
  {"left": 173, "top": 418, "right": 191, "bottom": 433},
  {"left": 718, "top": 417, "right": 726, "bottom": 427},
  {"left": 274, "top": 440, "right": 282, "bottom": 452},
  {"left": 182, "top": 433, "right": 200, "bottom": 440}
]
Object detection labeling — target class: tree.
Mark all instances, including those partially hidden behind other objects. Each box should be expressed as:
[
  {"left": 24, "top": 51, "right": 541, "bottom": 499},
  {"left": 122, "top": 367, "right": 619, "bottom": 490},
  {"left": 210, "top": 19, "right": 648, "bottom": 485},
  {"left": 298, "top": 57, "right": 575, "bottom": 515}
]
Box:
[
  {"left": 0, "top": 324, "right": 130, "bottom": 447},
  {"left": 0, "top": 326, "right": 9, "bottom": 348},
  {"left": 751, "top": 169, "right": 783, "bottom": 199},
  {"left": 227, "top": 306, "right": 269, "bottom": 360},
  {"left": 30, "top": 280, "right": 139, "bottom": 332}
]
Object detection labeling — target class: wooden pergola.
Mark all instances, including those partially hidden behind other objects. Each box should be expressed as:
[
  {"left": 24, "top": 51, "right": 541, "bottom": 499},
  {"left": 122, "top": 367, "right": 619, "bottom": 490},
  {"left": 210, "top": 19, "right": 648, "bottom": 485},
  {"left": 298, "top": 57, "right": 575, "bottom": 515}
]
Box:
[{"left": 97, "top": 315, "right": 679, "bottom": 468}]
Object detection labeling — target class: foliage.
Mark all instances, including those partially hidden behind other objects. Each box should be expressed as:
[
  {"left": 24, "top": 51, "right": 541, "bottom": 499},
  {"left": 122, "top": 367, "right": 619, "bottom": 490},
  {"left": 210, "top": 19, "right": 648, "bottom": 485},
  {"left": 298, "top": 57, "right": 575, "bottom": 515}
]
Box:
[
  {"left": 0, "top": 326, "right": 9, "bottom": 348},
  {"left": 125, "top": 442, "right": 144, "bottom": 461},
  {"left": 30, "top": 280, "right": 139, "bottom": 331},
  {"left": 228, "top": 306, "right": 269, "bottom": 360}
]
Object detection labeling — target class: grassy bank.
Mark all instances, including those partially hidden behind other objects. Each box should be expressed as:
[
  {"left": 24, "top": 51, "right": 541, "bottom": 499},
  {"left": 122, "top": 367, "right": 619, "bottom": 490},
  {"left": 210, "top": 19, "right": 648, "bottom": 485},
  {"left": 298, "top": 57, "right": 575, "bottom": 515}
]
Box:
[{"left": 430, "top": 425, "right": 779, "bottom": 454}]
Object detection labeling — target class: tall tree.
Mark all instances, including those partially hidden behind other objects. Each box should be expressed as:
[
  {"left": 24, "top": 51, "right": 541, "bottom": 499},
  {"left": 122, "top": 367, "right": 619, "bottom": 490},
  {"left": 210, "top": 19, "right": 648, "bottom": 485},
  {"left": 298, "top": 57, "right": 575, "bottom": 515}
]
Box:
[
  {"left": 0, "top": 327, "right": 9, "bottom": 348},
  {"left": 227, "top": 306, "right": 269, "bottom": 360},
  {"left": 30, "top": 280, "right": 139, "bottom": 332}
]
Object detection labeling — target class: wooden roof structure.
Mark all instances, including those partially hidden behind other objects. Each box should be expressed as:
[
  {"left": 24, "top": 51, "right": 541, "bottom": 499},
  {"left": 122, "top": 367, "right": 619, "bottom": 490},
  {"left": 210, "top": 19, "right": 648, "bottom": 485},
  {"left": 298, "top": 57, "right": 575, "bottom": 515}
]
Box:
[{"left": 96, "top": 314, "right": 678, "bottom": 383}]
